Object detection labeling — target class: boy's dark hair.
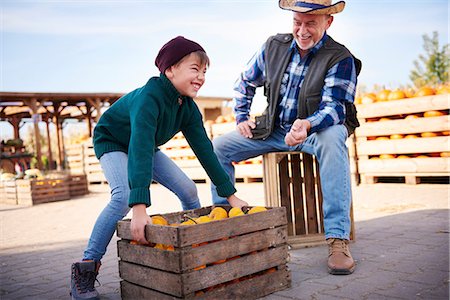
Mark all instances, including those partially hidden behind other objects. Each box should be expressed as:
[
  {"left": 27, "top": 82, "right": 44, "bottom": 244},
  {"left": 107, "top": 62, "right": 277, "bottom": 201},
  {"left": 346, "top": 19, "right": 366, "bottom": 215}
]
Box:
[{"left": 173, "top": 50, "right": 210, "bottom": 69}]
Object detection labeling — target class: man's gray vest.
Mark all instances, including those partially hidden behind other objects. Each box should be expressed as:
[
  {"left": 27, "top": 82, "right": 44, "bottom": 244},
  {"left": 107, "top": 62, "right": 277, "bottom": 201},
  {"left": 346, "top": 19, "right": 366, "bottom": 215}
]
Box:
[{"left": 251, "top": 34, "right": 362, "bottom": 140}]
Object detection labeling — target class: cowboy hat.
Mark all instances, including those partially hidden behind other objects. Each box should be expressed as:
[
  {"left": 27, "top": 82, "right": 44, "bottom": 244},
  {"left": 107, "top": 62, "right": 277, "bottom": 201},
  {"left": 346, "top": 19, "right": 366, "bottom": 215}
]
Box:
[{"left": 279, "top": 0, "right": 345, "bottom": 14}]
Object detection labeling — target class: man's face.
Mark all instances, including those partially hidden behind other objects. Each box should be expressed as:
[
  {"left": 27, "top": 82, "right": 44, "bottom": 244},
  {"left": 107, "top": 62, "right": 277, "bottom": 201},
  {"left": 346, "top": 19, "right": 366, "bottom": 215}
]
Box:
[{"left": 292, "top": 12, "right": 333, "bottom": 51}]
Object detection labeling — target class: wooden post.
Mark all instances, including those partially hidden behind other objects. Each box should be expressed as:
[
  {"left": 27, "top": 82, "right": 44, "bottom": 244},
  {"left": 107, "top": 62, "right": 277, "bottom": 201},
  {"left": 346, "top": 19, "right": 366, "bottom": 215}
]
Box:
[
  {"left": 44, "top": 115, "right": 54, "bottom": 170},
  {"left": 52, "top": 102, "right": 63, "bottom": 170},
  {"left": 9, "top": 116, "right": 21, "bottom": 139},
  {"left": 24, "top": 98, "right": 43, "bottom": 170}
]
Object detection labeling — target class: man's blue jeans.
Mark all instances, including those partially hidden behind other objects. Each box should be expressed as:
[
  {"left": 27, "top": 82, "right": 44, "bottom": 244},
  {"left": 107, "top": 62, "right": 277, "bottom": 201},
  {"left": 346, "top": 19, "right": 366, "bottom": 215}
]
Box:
[
  {"left": 211, "top": 125, "right": 351, "bottom": 240},
  {"left": 83, "top": 150, "right": 200, "bottom": 262}
]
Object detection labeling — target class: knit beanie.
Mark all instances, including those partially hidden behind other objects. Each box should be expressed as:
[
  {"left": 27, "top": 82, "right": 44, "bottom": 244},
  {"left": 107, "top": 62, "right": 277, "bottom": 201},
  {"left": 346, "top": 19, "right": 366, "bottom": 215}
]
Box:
[{"left": 155, "top": 36, "right": 206, "bottom": 73}]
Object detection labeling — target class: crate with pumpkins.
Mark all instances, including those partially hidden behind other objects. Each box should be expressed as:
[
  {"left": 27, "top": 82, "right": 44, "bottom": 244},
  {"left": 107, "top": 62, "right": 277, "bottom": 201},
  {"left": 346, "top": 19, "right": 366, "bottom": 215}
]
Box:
[
  {"left": 354, "top": 85, "right": 449, "bottom": 184},
  {"left": 116, "top": 205, "right": 291, "bottom": 299}
]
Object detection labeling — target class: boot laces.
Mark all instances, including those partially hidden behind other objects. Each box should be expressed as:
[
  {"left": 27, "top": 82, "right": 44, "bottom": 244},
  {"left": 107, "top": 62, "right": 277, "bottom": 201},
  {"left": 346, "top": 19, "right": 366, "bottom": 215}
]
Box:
[
  {"left": 328, "top": 239, "right": 349, "bottom": 256},
  {"left": 73, "top": 267, "right": 98, "bottom": 293}
]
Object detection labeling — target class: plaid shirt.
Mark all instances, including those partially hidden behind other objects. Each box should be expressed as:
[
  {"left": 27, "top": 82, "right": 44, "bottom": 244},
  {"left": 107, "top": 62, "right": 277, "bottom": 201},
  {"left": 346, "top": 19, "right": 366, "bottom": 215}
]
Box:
[{"left": 233, "top": 33, "right": 357, "bottom": 134}]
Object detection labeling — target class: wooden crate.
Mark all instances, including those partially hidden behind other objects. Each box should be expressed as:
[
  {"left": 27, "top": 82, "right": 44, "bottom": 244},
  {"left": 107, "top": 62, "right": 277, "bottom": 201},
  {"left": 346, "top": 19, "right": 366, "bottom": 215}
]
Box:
[
  {"left": 116, "top": 206, "right": 291, "bottom": 299},
  {"left": 263, "top": 152, "right": 355, "bottom": 247},
  {"left": 15, "top": 178, "right": 70, "bottom": 205},
  {"left": 82, "top": 142, "right": 106, "bottom": 183},
  {"left": 66, "top": 144, "right": 85, "bottom": 174},
  {"left": 67, "top": 174, "right": 89, "bottom": 196},
  {"left": 355, "top": 94, "right": 449, "bottom": 184},
  {"left": 0, "top": 180, "right": 17, "bottom": 205}
]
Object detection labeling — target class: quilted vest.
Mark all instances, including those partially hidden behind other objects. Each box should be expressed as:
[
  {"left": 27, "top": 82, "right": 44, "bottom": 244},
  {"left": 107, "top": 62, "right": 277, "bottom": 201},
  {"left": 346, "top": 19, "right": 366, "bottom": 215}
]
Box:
[{"left": 251, "top": 33, "right": 362, "bottom": 140}]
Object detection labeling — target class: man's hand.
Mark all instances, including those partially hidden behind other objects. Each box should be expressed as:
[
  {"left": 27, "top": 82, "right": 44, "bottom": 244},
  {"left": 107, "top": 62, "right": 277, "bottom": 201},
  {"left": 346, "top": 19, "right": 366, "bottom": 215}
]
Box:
[
  {"left": 130, "top": 204, "right": 152, "bottom": 244},
  {"left": 236, "top": 120, "right": 256, "bottom": 138},
  {"left": 285, "top": 119, "right": 311, "bottom": 146},
  {"left": 227, "top": 194, "right": 249, "bottom": 207}
]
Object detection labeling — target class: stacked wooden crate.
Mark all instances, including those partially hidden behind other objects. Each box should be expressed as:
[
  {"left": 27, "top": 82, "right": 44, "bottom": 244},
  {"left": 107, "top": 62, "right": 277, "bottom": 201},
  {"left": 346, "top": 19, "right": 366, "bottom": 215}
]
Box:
[
  {"left": 116, "top": 206, "right": 290, "bottom": 299},
  {"left": 355, "top": 94, "right": 449, "bottom": 184},
  {"left": 0, "top": 180, "right": 18, "bottom": 205},
  {"left": 65, "top": 143, "right": 85, "bottom": 175}
]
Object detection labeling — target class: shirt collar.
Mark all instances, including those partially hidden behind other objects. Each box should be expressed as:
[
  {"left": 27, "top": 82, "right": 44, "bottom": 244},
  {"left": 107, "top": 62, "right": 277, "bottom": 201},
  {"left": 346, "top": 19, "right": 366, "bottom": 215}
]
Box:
[{"left": 289, "top": 32, "right": 329, "bottom": 56}]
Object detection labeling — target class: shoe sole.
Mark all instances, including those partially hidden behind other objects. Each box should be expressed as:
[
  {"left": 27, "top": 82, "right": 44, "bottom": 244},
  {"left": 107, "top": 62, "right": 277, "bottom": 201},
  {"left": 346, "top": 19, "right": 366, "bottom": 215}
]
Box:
[{"left": 328, "top": 265, "right": 355, "bottom": 275}]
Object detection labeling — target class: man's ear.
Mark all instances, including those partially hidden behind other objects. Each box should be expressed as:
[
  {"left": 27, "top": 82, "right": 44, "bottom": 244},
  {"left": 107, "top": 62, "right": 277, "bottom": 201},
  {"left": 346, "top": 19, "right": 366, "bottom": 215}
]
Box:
[{"left": 326, "top": 15, "right": 334, "bottom": 29}]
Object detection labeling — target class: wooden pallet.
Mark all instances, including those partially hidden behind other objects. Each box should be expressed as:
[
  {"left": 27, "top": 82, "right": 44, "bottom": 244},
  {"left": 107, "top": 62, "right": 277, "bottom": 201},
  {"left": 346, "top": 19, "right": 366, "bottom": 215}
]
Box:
[
  {"left": 116, "top": 206, "right": 290, "bottom": 299},
  {"left": 355, "top": 94, "right": 449, "bottom": 184}
]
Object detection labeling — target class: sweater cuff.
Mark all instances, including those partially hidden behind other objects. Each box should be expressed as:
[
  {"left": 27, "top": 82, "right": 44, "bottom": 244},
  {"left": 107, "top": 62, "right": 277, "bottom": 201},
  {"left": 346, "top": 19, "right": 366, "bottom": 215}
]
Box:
[
  {"left": 216, "top": 181, "right": 237, "bottom": 198},
  {"left": 128, "top": 187, "right": 151, "bottom": 208}
]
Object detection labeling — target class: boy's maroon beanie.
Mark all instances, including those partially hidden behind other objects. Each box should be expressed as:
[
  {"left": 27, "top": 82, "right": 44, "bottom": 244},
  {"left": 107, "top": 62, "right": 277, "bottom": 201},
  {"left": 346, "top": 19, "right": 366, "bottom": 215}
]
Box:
[{"left": 155, "top": 36, "right": 205, "bottom": 73}]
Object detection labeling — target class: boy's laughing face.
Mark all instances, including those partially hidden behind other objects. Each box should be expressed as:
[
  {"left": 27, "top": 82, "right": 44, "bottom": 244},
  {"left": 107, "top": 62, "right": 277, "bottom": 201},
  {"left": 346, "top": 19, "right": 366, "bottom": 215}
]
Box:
[{"left": 166, "top": 53, "right": 207, "bottom": 98}]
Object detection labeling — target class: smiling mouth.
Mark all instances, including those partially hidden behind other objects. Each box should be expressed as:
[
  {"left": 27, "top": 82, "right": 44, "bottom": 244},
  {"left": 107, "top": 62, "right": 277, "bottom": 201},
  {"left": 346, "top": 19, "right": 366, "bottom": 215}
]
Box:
[{"left": 192, "top": 83, "right": 202, "bottom": 90}]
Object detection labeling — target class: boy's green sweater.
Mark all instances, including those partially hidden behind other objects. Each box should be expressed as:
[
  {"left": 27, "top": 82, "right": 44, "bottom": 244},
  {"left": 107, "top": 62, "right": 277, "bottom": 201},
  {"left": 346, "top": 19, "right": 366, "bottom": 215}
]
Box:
[{"left": 93, "top": 74, "right": 236, "bottom": 207}]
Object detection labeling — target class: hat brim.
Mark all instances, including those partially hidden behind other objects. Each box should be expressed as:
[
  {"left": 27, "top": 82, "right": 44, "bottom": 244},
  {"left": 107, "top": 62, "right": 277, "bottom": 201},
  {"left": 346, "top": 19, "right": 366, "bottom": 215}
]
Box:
[{"left": 279, "top": 0, "right": 345, "bottom": 14}]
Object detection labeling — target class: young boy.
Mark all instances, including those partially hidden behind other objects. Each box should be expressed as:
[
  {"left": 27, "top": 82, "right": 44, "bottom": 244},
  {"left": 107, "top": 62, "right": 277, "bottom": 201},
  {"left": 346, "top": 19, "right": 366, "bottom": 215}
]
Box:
[{"left": 70, "top": 36, "right": 248, "bottom": 300}]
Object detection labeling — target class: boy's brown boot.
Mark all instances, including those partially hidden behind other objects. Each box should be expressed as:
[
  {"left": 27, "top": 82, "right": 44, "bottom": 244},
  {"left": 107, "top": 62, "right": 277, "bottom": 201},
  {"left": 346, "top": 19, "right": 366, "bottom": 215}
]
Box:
[{"left": 327, "top": 238, "right": 355, "bottom": 275}]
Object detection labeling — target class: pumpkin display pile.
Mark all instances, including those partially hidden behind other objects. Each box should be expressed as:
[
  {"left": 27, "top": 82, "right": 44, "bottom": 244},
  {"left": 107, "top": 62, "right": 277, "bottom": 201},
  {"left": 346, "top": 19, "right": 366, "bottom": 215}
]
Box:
[{"left": 355, "top": 84, "right": 449, "bottom": 160}]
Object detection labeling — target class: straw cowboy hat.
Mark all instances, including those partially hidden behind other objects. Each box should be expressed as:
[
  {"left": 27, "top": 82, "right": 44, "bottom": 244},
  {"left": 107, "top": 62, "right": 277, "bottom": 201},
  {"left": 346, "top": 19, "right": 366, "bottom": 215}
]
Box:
[{"left": 279, "top": 0, "right": 345, "bottom": 14}]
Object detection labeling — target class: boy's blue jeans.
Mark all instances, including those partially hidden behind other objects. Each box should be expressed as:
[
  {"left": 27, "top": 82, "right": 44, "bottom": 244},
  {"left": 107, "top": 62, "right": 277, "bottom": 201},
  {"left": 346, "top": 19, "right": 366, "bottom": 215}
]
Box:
[
  {"left": 211, "top": 125, "right": 352, "bottom": 240},
  {"left": 83, "top": 150, "right": 200, "bottom": 262}
]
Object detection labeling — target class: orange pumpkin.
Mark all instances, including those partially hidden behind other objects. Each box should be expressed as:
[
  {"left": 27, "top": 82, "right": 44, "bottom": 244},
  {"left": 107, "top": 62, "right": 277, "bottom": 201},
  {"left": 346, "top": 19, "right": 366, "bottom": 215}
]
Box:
[
  {"left": 361, "top": 93, "right": 377, "bottom": 104},
  {"left": 376, "top": 89, "right": 391, "bottom": 102},
  {"left": 436, "top": 85, "right": 450, "bottom": 95},
  {"left": 390, "top": 134, "right": 404, "bottom": 139},
  {"left": 421, "top": 132, "right": 439, "bottom": 138},
  {"left": 404, "top": 114, "right": 420, "bottom": 120},
  {"left": 414, "top": 86, "right": 435, "bottom": 97},
  {"left": 388, "top": 90, "right": 406, "bottom": 101},
  {"left": 423, "top": 110, "right": 445, "bottom": 118},
  {"left": 404, "top": 134, "right": 419, "bottom": 139},
  {"left": 403, "top": 87, "right": 416, "bottom": 98},
  {"left": 379, "top": 154, "right": 396, "bottom": 159}
]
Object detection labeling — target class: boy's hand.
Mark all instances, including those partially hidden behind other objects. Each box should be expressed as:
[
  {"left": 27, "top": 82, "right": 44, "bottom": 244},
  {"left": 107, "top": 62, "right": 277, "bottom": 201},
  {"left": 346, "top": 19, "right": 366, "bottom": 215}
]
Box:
[
  {"left": 227, "top": 194, "right": 249, "bottom": 207},
  {"left": 130, "top": 204, "right": 152, "bottom": 244}
]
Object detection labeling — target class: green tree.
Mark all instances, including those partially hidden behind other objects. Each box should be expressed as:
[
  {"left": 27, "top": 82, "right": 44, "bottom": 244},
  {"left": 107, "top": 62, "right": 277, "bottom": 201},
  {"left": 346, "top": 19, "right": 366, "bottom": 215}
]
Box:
[{"left": 410, "top": 31, "right": 449, "bottom": 88}]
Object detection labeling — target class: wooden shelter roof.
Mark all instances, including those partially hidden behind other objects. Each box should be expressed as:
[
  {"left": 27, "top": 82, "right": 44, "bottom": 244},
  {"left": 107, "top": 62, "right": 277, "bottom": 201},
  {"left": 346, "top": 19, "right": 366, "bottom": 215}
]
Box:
[{"left": 0, "top": 92, "right": 124, "bottom": 120}]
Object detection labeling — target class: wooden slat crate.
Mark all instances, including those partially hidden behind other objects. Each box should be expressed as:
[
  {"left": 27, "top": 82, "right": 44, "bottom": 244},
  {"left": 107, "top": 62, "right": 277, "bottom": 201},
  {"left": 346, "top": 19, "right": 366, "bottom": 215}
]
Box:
[
  {"left": 67, "top": 174, "right": 89, "bottom": 196},
  {"left": 66, "top": 144, "right": 85, "bottom": 174},
  {"left": 82, "top": 142, "right": 106, "bottom": 183},
  {"left": 15, "top": 178, "right": 70, "bottom": 206},
  {"left": 116, "top": 206, "right": 291, "bottom": 299},
  {"left": 355, "top": 94, "right": 449, "bottom": 184},
  {"left": 0, "top": 180, "right": 17, "bottom": 205},
  {"left": 263, "top": 152, "right": 355, "bottom": 247}
]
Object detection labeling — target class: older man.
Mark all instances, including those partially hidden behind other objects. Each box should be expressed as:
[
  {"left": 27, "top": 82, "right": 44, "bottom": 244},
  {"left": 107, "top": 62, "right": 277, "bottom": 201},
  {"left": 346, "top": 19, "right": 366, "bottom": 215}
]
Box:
[{"left": 211, "top": 0, "right": 361, "bottom": 275}]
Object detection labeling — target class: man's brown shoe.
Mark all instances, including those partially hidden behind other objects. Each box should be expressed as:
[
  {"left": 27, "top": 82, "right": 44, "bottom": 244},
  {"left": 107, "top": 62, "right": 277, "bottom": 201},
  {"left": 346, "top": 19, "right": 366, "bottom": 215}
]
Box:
[{"left": 327, "top": 238, "right": 355, "bottom": 275}]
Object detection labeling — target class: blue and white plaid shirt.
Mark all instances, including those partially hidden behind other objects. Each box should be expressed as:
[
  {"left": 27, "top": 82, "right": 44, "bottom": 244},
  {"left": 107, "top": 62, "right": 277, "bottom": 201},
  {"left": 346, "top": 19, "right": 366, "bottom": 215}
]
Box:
[{"left": 233, "top": 33, "right": 357, "bottom": 134}]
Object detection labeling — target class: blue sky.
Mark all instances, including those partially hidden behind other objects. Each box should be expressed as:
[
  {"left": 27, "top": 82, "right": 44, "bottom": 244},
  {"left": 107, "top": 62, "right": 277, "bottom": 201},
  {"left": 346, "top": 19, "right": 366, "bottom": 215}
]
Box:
[{"left": 1, "top": 0, "right": 449, "bottom": 139}]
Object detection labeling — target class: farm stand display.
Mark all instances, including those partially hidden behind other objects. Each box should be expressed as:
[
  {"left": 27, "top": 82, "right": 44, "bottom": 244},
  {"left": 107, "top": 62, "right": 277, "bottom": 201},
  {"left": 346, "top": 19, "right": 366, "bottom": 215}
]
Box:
[
  {"left": 116, "top": 206, "right": 291, "bottom": 299},
  {"left": 15, "top": 178, "right": 70, "bottom": 205},
  {"left": 355, "top": 93, "right": 449, "bottom": 184}
]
